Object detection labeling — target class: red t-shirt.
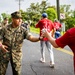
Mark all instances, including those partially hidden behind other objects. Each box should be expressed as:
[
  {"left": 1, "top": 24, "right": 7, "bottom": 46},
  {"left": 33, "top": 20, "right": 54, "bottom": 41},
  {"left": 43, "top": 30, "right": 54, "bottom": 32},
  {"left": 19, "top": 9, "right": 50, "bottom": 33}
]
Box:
[
  {"left": 35, "top": 18, "right": 54, "bottom": 41},
  {"left": 54, "top": 22, "right": 62, "bottom": 30},
  {"left": 55, "top": 28, "right": 75, "bottom": 71}
]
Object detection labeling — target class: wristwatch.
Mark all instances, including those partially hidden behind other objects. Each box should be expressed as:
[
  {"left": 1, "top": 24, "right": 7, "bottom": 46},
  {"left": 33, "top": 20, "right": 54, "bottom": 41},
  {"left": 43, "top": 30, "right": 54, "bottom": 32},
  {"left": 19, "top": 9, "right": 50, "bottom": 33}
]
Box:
[{"left": 39, "top": 37, "right": 41, "bottom": 40}]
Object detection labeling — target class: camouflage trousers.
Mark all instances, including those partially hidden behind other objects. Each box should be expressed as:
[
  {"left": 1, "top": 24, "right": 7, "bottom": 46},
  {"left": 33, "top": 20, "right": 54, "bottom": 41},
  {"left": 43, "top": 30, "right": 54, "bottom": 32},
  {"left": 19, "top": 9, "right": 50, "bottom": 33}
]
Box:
[{"left": 0, "top": 50, "right": 22, "bottom": 75}]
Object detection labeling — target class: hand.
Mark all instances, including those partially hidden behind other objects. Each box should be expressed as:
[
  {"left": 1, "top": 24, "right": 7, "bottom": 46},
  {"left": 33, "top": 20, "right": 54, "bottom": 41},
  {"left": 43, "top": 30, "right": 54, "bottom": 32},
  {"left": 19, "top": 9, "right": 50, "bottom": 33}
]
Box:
[
  {"left": 1, "top": 45, "right": 9, "bottom": 53},
  {"left": 39, "top": 36, "right": 43, "bottom": 40},
  {"left": 41, "top": 30, "right": 50, "bottom": 38}
]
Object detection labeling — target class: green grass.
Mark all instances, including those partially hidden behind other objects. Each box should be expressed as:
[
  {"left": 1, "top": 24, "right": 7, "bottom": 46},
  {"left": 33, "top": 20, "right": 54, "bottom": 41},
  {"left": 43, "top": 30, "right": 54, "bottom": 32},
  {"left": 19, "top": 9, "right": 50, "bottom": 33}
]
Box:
[
  {"left": 30, "top": 26, "right": 65, "bottom": 35},
  {"left": 30, "top": 26, "right": 40, "bottom": 34}
]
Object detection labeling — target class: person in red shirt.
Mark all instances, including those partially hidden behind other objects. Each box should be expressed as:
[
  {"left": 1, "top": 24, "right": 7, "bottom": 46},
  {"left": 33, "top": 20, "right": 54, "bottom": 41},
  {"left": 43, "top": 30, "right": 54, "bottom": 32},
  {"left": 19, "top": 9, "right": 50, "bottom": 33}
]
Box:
[
  {"left": 42, "top": 28, "right": 75, "bottom": 74},
  {"left": 35, "top": 13, "right": 55, "bottom": 68},
  {"left": 54, "top": 19, "right": 62, "bottom": 39}
]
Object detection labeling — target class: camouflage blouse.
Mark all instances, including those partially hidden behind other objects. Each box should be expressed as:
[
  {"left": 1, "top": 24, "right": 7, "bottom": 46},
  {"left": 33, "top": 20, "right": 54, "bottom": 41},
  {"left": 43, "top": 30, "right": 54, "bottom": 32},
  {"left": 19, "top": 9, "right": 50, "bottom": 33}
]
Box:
[{"left": 0, "top": 24, "right": 31, "bottom": 62}]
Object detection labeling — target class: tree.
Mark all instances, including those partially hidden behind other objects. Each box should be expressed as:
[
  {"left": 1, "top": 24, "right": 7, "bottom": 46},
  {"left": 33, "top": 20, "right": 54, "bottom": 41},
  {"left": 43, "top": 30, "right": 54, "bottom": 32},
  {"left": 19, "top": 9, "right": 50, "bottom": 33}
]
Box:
[
  {"left": 46, "top": 7, "right": 57, "bottom": 21},
  {"left": 65, "top": 17, "right": 75, "bottom": 30},
  {"left": 26, "top": 1, "right": 56, "bottom": 26},
  {"left": 1, "top": 13, "right": 11, "bottom": 23},
  {"left": 60, "top": 5, "right": 72, "bottom": 18},
  {"left": 1, "top": 13, "right": 7, "bottom": 20},
  {"left": 72, "top": 10, "right": 75, "bottom": 18},
  {"left": 59, "top": 5, "right": 75, "bottom": 30},
  {"left": 0, "top": 16, "right": 2, "bottom": 22}
]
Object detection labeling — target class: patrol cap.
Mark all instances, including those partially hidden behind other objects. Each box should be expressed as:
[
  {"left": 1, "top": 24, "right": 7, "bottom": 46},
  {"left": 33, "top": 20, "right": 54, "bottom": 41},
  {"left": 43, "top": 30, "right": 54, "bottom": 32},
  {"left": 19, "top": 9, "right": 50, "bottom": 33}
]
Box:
[
  {"left": 42, "top": 13, "right": 48, "bottom": 18},
  {"left": 11, "top": 11, "right": 22, "bottom": 19}
]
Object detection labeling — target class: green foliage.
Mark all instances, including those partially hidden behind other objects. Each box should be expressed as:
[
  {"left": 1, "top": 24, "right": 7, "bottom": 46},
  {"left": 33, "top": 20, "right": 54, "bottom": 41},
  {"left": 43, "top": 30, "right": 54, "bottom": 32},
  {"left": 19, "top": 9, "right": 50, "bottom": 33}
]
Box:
[
  {"left": 1, "top": 13, "right": 11, "bottom": 23},
  {"left": 65, "top": 17, "right": 75, "bottom": 30},
  {"left": 60, "top": 5, "right": 72, "bottom": 18},
  {"left": 26, "top": 1, "right": 57, "bottom": 26},
  {"left": 46, "top": 8, "right": 57, "bottom": 21},
  {"left": 0, "top": 1, "right": 75, "bottom": 31},
  {"left": 73, "top": 10, "right": 75, "bottom": 18},
  {"left": 59, "top": 5, "right": 75, "bottom": 30},
  {"left": 30, "top": 26, "right": 40, "bottom": 34},
  {"left": 20, "top": 10, "right": 28, "bottom": 22},
  {"left": 0, "top": 17, "right": 1, "bottom": 22},
  {"left": 1, "top": 13, "right": 7, "bottom": 19}
]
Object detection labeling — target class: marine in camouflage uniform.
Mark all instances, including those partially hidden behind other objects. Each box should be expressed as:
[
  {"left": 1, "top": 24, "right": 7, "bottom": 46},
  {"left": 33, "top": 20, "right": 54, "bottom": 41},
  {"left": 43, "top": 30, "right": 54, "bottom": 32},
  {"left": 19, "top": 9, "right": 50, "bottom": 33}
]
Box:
[
  {"left": 0, "top": 23, "right": 31, "bottom": 75},
  {"left": 0, "top": 11, "right": 41, "bottom": 75}
]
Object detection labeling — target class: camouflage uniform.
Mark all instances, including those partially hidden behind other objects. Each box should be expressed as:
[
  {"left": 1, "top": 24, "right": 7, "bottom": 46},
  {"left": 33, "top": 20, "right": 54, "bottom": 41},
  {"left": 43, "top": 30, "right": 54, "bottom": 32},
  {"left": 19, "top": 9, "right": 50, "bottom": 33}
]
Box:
[
  {"left": 1, "top": 22, "right": 8, "bottom": 28},
  {"left": 0, "top": 24, "right": 31, "bottom": 75},
  {"left": 1, "top": 17, "right": 8, "bottom": 29},
  {"left": 0, "top": 23, "right": 2, "bottom": 29}
]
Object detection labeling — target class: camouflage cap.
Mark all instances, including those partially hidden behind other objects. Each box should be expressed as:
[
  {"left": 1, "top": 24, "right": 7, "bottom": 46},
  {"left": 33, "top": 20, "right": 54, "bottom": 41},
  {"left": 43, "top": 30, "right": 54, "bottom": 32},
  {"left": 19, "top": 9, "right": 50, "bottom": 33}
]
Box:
[{"left": 11, "top": 11, "right": 22, "bottom": 19}]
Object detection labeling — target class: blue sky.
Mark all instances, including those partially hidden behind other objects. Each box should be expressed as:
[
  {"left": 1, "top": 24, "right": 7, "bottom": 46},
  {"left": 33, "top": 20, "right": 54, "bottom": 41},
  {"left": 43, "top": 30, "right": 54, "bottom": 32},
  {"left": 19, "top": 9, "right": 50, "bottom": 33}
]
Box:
[{"left": 0, "top": 0, "right": 75, "bottom": 14}]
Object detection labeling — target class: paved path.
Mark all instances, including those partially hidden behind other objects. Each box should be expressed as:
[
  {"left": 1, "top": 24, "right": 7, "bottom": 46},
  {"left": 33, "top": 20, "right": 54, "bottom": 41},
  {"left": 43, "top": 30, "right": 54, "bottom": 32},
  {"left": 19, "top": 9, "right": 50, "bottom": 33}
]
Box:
[{"left": 6, "top": 33, "right": 74, "bottom": 75}]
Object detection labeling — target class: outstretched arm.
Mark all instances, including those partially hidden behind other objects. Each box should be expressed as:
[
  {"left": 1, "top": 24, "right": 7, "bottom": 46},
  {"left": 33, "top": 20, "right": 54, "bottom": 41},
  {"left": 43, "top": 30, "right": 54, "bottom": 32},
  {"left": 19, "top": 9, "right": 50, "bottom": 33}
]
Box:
[{"left": 28, "top": 35, "right": 43, "bottom": 42}]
